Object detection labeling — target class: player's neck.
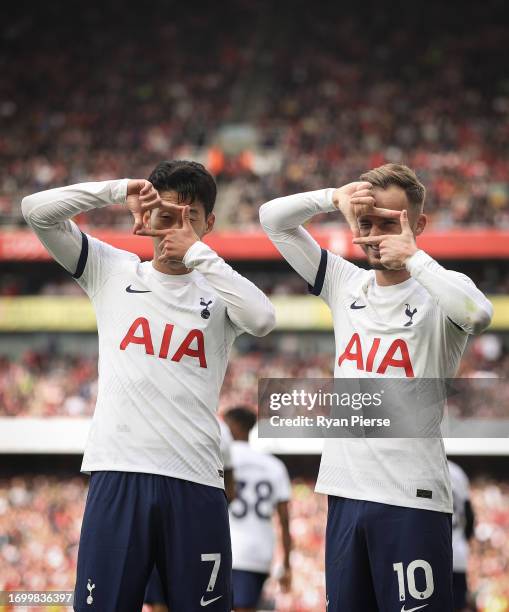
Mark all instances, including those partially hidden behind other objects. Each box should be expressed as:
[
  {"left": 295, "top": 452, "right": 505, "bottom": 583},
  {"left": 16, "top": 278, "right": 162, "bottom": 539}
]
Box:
[
  {"left": 151, "top": 259, "right": 191, "bottom": 276},
  {"left": 374, "top": 269, "right": 411, "bottom": 287}
]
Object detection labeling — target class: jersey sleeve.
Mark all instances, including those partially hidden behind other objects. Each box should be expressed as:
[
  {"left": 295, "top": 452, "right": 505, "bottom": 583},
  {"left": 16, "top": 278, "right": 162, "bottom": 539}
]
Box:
[
  {"left": 259, "top": 189, "right": 364, "bottom": 304},
  {"left": 183, "top": 241, "right": 275, "bottom": 338},
  {"left": 259, "top": 189, "right": 335, "bottom": 287},
  {"left": 74, "top": 233, "right": 139, "bottom": 298},
  {"left": 309, "top": 248, "right": 366, "bottom": 307},
  {"left": 21, "top": 179, "right": 136, "bottom": 298},
  {"left": 406, "top": 250, "right": 493, "bottom": 335},
  {"left": 274, "top": 458, "right": 292, "bottom": 503}
]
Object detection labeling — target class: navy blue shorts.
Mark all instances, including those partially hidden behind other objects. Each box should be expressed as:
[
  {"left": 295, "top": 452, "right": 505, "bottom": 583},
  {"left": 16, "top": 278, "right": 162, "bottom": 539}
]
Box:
[
  {"left": 73, "top": 471, "right": 232, "bottom": 612},
  {"left": 144, "top": 566, "right": 166, "bottom": 605},
  {"left": 326, "top": 496, "right": 453, "bottom": 612},
  {"left": 232, "top": 569, "right": 268, "bottom": 608}
]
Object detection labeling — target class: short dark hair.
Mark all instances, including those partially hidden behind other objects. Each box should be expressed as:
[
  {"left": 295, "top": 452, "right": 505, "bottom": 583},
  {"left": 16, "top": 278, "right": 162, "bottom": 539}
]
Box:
[
  {"left": 224, "top": 406, "right": 257, "bottom": 434},
  {"left": 360, "top": 163, "right": 426, "bottom": 212},
  {"left": 148, "top": 160, "right": 217, "bottom": 215}
]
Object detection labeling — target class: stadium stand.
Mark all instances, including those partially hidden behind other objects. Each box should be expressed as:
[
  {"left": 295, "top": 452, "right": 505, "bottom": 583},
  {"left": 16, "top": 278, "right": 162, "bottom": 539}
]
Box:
[{"left": 1, "top": 1, "right": 508, "bottom": 230}]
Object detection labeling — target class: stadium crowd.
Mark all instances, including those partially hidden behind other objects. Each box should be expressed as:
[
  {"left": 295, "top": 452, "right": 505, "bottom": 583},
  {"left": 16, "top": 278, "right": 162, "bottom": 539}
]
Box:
[
  {"left": 1, "top": 0, "right": 256, "bottom": 229},
  {"left": 1, "top": 1, "right": 508, "bottom": 230},
  {"left": 2, "top": 263, "right": 509, "bottom": 297},
  {"left": 0, "top": 475, "right": 507, "bottom": 612},
  {"left": 222, "top": 2, "right": 509, "bottom": 230},
  {"left": 1, "top": 335, "right": 508, "bottom": 419}
]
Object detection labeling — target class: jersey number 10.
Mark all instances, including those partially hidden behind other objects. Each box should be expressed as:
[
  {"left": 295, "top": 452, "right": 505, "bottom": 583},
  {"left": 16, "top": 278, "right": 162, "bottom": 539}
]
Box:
[{"left": 393, "top": 560, "right": 435, "bottom": 602}]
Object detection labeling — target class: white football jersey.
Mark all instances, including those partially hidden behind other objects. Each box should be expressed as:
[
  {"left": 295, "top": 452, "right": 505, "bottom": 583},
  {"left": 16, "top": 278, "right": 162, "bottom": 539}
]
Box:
[
  {"left": 261, "top": 189, "right": 491, "bottom": 515},
  {"left": 76, "top": 238, "right": 242, "bottom": 487},
  {"left": 229, "top": 441, "right": 291, "bottom": 573},
  {"left": 22, "top": 180, "right": 275, "bottom": 490},
  {"left": 314, "top": 253, "right": 469, "bottom": 512},
  {"left": 448, "top": 461, "right": 471, "bottom": 571}
]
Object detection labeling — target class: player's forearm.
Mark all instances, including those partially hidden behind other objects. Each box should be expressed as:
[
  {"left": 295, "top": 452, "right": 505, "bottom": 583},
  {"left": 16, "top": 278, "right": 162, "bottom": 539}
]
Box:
[
  {"left": 259, "top": 189, "right": 335, "bottom": 285},
  {"left": 21, "top": 180, "right": 128, "bottom": 228},
  {"left": 259, "top": 188, "right": 336, "bottom": 232},
  {"left": 277, "top": 502, "right": 292, "bottom": 568},
  {"left": 280, "top": 521, "right": 292, "bottom": 569},
  {"left": 183, "top": 241, "right": 276, "bottom": 336},
  {"left": 21, "top": 180, "right": 128, "bottom": 275},
  {"left": 282, "top": 529, "right": 292, "bottom": 569},
  {"left": 406, "top": 250, "right": 493, "bottom": 334}
]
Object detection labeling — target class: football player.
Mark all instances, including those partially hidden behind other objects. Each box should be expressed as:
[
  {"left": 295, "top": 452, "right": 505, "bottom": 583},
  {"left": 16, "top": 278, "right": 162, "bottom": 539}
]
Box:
[
  {"left": 22, "top": 160, "right": 275, "bottom": 611},
  {"left": 259, "top": 163, "right": 492, "bottom": 611}
]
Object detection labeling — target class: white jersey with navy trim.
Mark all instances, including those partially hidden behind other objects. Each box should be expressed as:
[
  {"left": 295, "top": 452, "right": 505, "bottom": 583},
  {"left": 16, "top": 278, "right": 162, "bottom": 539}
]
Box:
[
  {"left": 22, "top": 180, "right": 275, "bottom": 489},
  {"left": 448, "top": 461, "right": 471, "bottom": 571},
  {"left": 77, "top": 249, "right": 240, "bottom": 487},
  {"left": 314, "top": 252, "right": 467, "bottom": 512},
  {"left": 260, "top": 188, "right": 492, "bottom": 514},
  {"left": 229, "top": 441, "right": 291, "bottom": 573}
]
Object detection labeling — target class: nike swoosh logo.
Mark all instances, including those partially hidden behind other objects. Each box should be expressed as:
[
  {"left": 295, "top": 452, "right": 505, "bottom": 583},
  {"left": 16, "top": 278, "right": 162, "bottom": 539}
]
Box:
[
  {"left": 401, "top": 604, "right": 428, "bottom": 612},
  {"left": 126, "top": 285, "right": 151, "bottom": 293},
  {"left": 200, "top": 595, "right": 223, "bottom": 607},
  {"left": 350, "top": 300, "right": 366, "bottom": 309}
]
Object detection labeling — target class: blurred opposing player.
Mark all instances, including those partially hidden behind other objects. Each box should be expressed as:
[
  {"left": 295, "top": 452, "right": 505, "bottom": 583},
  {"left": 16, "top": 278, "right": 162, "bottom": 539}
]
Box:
[
  {"left": 448, "top": 461, "right": 476, "bottom": 612},
  {"left": 260, "top": 164, "right": 493, "bottom": 612},
  {"left": 22, "top": 160, "right": 275, "bottom": 612},
  {"left": 224, "top": 406, "right": 292, "bottom": 612}
]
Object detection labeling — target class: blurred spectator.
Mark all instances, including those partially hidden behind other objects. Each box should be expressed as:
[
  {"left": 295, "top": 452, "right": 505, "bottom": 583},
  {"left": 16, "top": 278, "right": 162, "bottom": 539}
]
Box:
[
  {"left": 0, "top": 352, "right": 97, "bottom": 417},
  {"left": 1, "top": 1, "right": 508, "bottom": 230}
]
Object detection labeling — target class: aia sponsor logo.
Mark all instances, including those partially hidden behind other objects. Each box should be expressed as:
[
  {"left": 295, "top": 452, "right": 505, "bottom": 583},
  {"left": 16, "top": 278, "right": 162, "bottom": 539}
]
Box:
[
  {"left": 120, "top": 316, "right": 207, "bottom": 368},
  {"left": 338, "top": 332, "right": 414, "bottom": 377}
]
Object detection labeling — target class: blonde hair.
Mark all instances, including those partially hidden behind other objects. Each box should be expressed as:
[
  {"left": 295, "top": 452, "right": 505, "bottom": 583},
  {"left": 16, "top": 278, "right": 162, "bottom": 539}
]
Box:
[{"left": 360, "top": 163, "right": 426, "bottom": 212}]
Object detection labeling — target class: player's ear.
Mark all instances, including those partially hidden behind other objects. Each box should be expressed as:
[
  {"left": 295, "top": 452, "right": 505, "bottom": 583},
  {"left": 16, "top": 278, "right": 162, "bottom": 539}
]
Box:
[
  {"left": 415, "top": 213, "right": 427, "bottom": 236},
  {"left": 203, "top": 212, "right": 215, "bottom": 236}
]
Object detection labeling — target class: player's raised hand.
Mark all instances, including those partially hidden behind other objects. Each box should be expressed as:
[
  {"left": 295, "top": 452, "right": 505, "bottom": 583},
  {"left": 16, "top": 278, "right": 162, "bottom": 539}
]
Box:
[
  {"left": 332, "top": 181, "right": 401, "bottom": 237},
  {"left": 158, "top": 205, "right": 199, "bottom": 263},
  {"left": 332, "top": 181, "right": 371, "bottom": 236},
  {"left": 126, "top": 179, "right": 154, "bottom": 234},
  {"left": 140, "top": 205, "right": 199, "bottom": 263},
  {"left": 138, "top": 181, "right": 162, "bottom": 211},
  {"left": 352, "top": 209, "right": 418, "bottom": 269}
]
